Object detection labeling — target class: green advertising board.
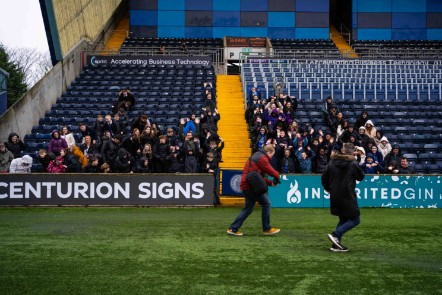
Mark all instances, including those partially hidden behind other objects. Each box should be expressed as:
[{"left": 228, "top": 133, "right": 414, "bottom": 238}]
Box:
[{"left": 269, "top": 175, "right": 441, "bottom": 209}]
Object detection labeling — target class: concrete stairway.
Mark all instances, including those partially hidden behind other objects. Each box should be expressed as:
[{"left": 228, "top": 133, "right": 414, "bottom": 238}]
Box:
[
  {"left": 216, "top": 75, "right": 251, "bottom": 205},
  {"left": 216, "top": 75, "right": 251, "bottom": 170},
  {"left": 330, "top": 24, "right": 358, "bottom": 58},
  {"left": 102, "top": 15, "right": 129, "bottom": 53}
]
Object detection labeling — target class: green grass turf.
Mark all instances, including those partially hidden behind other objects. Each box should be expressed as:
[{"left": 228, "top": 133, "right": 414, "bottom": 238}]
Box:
[{"left": 0, "top": 208, "right": 441, "bottom": 295}]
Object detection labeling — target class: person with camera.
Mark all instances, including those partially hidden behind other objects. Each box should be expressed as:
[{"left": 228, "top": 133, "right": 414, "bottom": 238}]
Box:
[{"left": 227, "top": 144, "right": 281, "bottom": 236}]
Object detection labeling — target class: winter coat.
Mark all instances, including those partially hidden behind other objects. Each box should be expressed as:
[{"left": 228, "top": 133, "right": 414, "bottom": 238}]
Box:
[
  {"left": 0, "top": 147, "right": 14, "bottom": 172},
  {"left": 4, "top": 132, "right": 26, "bottom": 158},
  {"left": 71, "top": 145, "right": 88, "bottom": 168},
  {"left": 279, "top": 156, "right": 296, "bottom": 173},
  {"left": 114, "top": 148, "right": 135, "bottom": 173},
  {"left": 101, "top": 139, "right": 120, "bottom": 164},
  {"left": 9, "top": 155, "right": 33, "bottom": 173},
  {"left": 83, "top": 163, "right": 100, "bottom": 173},
  {"left": 61, "top": 133, "right": 76, "bottom": 148},
  {"left": 298, "top": 157, "right": 312, "bottom": 174},
  {"left": 384, "top": 145, "right": 402, "bottom": 169},
  {"left": 136, "top": 157, "right": 152, "bottom": 173},
  {"left": 63, "top": 154, "right": 82, "bottom": 172},
  {"left": 314, "top": 154, "right": 329, "bottom": 174},
  {"left": 36, "top": 152, "right": 55, "bottom": 171},
  {"left": 47, "top": 156, "right": 67, "bottom": 173},
  {"left": 184, "top": 153, "right": 199, "bottom": 173},
  {"left": 378, "top": 137, "right": 392, "bottom": 159},
  {"left": 240, "top": 149, "right": 280, "bottom": 191},
  {"left": 48, "top": 130, "right": 68, "bottom": 155},
  {"left": 167, "top": 154, "right": 183, "bottom": 173},
  {"left": 321, "top": 153, "right": 365, "bottom": 217}
]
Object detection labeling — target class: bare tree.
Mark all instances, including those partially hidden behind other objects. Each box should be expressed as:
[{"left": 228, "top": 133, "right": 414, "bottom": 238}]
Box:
[{"left": 5, "top": 46, "right": 52, "bottom": 88}]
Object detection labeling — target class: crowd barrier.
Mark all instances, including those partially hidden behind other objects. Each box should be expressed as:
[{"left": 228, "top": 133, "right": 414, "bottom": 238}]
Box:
[
  {"left": 222, "top": 172, "right": 441, "bottom": 209},
  {"left": 0, "top": 174, "right": 215, "bottom": 206}
]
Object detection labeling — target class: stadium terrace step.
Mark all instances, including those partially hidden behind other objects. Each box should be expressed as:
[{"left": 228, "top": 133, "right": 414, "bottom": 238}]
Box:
[{"left": 216, "top": 74, "right": 251, "bottom": 180}]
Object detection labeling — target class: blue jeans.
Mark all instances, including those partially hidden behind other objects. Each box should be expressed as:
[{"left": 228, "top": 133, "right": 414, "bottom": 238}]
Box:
[
  {"left": 229, "top": 190, "right": 271, "bottom": 232},
  {"left": 333, "top": 216, "right": 360, "bottom": 240}
]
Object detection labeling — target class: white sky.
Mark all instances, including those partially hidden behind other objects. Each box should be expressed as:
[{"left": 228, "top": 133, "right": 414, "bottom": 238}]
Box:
[{"left": 0, "top": 0, "right": 49, "bottom": 53}]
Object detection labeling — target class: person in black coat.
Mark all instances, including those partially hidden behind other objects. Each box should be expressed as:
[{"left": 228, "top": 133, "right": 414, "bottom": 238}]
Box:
[
  {"left": 321, "top": 142, "right": 365, "bottom": 252},
  {"left": 4, "top": 132, "right": 26, "bottom": 158},
  {"left": 83, "top": 156, "right": 101, "bottom": 173}
]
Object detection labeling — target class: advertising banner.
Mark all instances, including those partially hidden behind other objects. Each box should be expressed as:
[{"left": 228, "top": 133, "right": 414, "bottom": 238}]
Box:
[
  {"left": 0, "top": 174, "right": 214, "bottom": 206},
  {"left": 86, "top": 55, "right": 212, "bottom": 67},
  {"left": 221, "top": 170, "right": 243, "bottom": 196},
  {"left": 269, "top": 175, "right": 442, "bottom": 209}
]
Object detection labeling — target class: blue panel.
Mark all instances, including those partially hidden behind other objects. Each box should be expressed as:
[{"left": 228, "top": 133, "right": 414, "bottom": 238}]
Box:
[
  {"left": 213, "top": 11, "right": 240, "bottom": 26},
  {"left": 357, "top": 0, "right": 391, "bottom": 12},
  {"left": 240, "top": 27, "right": 268, "bottom": 37},
  {"left": 268, "top": 27, "right": 297, "bottom": 39},
  {"left": 357, "top": 28, "right": 392, "bottom": 40},
  {"left": 427, "top": 29, "right": 442, "bottom": 39},
  {"left": 295, "top": 28, "right": 329, "bottom": 39},
  {"left": 392, "top": 29, "right": 427, "bottom": 40},
  {"left": 428, "top": 0, "right": 442, "bottom": 12},
  {"left": 130, "top": 10, "right": 157, "bottom": 26},
  {"left": 213, "top": 27, "right": 241, "bottom": 38},
  {"left": 158, "top": 0, "right": 184, "bottom": 10},
  {"left": 158, "top": 26, "right": 185, "bottom": 37},
  {"left": 185, "top": 0, "right": 212, "bottom": 10},
  {"left": 130, "top": 26, "right": 157, "bottom": 37},
  {"left": 352, "top": 12, "right": 358, "bottom": 28},
  {"left": 158, "top": 11, "right": 184, "bottom": 26},
  {"left": 213, "top": 0, "right": 240, "bottom": 11},
  {"left": 392, "top": 0, "right": 426, "bottom": 12},
  {"left": 392, "top": 13, "right": 426, "bottom": 29},
  {"left": 268, "top": 12, "right": 295, "bottom": 27},
  {"left": 186, "top": 27, "right": 213, "bottom": 38},
  {"left": 241, "top": 0, "right": 267, "bottom": 11},
  {"left": 296, "top": 0, "right": 330, "bottom": 12}
]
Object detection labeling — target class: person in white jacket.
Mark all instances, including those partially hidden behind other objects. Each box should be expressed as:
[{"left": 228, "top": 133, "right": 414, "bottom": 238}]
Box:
[
  {"left": 9, "top": 155, "right": 33, "bottom": 173},
  {"left": 378, "top": 136, "right": 392, "bottom": 159}
]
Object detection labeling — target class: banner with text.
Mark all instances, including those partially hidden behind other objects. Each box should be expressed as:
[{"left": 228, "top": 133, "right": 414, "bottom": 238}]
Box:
[
  {"left": 87, "top": 55, "right": 212, "bottom": 67},
  {"left": 269, "top": 175, "right": 441, "bottom": 209},
  {"left": 0, "top": 174, "right": 214, "bottom": 206}
]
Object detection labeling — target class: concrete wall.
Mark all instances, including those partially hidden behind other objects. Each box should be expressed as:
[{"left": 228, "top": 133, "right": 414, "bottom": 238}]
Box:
[
  {"left": 0, "top": 39, "right": 90, "bottom": 142},
  {"left": 53, "top": 0, "right": 124, "bottom": 56}
]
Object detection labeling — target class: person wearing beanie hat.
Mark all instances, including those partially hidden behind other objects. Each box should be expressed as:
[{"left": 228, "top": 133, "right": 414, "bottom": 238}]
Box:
[
  {"left": 364, "top": 120, "right": 377, "bottom": 139},
  {"left": 361, "top": 153, "right": 383, "bottom": 174},
  {"left": 321, "top": 142, "right": 365, "bottom": 252},
  {"left": 9, "top": 154, "right": 33, "bottom": 173}
]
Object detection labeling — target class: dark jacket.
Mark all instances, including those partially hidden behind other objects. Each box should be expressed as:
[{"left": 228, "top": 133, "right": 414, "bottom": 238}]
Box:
[
  {"left": 4, "top": 133, "right": 26, "bottom": 158},
  {"left": 114, "top": 148, "right": 135, "bottom": 173},
  {"left": 63, "top": 154, "right": 82, "bottom": 173},
  {"left": 321, "top": 153, "right": 365, "bottom": 217},
  {"left": 240, "top": 149, "right": 280, "bottom": 191}
]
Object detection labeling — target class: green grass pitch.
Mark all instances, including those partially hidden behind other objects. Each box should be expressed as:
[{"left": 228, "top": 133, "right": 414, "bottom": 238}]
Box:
[{"left": 0, "top": 207, "right": 441, "bottom": 295}]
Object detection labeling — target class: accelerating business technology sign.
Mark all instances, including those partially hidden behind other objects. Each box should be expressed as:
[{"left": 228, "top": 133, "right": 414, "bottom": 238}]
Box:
[
  {"left": 0, "top": 174, "right": 215, "bottom": 206},
  {"left": 87, "top": 55, "right": 212, "bottom": 67},
  {"left": 269, "top": 175, "right": 442, "bottom": 208}
]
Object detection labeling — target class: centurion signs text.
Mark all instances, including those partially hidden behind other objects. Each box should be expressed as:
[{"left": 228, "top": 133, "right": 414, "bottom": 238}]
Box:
[{"left": 0, "top": 174, "right": 215, "bottom": 206}]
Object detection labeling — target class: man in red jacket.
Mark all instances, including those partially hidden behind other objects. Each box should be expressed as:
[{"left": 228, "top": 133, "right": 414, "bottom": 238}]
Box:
[{"left": 227, "top": 144, "right": 281, "bottom": 236}]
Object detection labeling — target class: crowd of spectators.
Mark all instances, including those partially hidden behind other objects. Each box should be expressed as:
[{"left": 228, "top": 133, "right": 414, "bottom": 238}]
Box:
[
  {"left": 245, "top": 86, "right": 415, "bottom": 175},
  {"left": 1, "top": 83, "right": 223, "bottom": 175}
]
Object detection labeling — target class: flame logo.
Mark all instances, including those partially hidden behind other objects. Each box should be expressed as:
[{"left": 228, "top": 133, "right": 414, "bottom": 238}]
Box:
[{"left": 287, "top": 180, "right": 301, "bottom": 204}]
